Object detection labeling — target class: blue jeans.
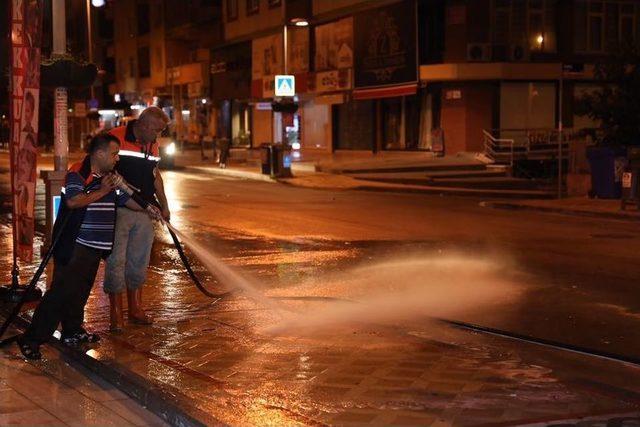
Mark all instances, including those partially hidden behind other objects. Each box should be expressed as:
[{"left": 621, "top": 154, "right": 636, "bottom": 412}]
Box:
[{"left": 103, "top": 208, "right": 154, "bottom": 293}]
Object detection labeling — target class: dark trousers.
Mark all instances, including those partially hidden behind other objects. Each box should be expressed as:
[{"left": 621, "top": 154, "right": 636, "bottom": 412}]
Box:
[{"left": 24, "top": 243, "right": 102, "bottom": 344}]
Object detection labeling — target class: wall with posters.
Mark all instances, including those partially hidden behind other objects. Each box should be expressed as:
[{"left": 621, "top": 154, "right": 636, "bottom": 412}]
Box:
[
  {"left": 10, "top": 0, "right": 42, "bottom": 262},
  {"left": 251, "top": 33, "right": 283, "bottom": 99}
]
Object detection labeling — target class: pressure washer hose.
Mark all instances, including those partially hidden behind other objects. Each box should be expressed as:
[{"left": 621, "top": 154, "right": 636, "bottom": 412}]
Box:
[{"left": 163, "top": 221, "right": 232, "bottom": 300}]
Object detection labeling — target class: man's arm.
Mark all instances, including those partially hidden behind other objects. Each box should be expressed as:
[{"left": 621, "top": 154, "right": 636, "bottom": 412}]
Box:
[
  {"left": 153, "top": 166, "right": 170, "bottom": 220},
  {"left": 66, "top": 175, "right": 116, "bottom": 209}
]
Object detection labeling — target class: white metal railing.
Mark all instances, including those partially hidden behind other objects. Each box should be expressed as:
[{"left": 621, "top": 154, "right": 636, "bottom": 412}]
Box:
[
  {"left": 483, "top": 128, "right": 577, "bottom": 165},
  {"left": 482, "top": 129, "right": 517, "bottom": 166}
]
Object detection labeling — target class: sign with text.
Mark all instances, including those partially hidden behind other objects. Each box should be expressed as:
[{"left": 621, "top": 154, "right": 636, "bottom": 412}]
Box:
[
  {"left": 310, "top": 69, "right": 352, "bottom": 93},
  {"left": 353, "top": 0, "right": 417, "bottom": 89},
  {"left": 275, "top": 75, "right": 295, "bottom": 97}
]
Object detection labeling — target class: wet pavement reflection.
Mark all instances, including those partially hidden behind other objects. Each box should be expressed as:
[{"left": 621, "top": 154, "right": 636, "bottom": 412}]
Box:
[{"left": 1, "top": 167, "right": 639, "bottom": 425}]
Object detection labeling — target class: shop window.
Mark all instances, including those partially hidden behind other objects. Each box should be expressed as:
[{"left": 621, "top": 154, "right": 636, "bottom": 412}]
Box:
[
  {"left": 333, "top": 100, "right": 374, "bottom": 150},
  {"left": 231, "top": 101, "right": 251, "bottom": 147},
  {"left": 500, "top": 82, "right": 556, "bottom": 132},
  {"left": 382, "top": 98, "right": 402, "bottom": 150}
]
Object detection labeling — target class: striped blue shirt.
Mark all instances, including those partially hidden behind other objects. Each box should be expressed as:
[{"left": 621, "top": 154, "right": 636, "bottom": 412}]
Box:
[{"left": 64, "top": 172, "right": 130, "bottom": 251}]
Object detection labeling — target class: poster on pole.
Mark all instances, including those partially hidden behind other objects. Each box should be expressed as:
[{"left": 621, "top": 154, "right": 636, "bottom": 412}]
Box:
[{"left": 10, "top": 0, "right": 43, "bottom": 263}]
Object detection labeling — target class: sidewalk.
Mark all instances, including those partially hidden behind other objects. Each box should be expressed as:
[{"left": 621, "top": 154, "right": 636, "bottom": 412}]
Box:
[
  {"left": 482, "top": 197, "right": 640, "bottom": 221},
  {"left": 0, "top": 326, "right": 167, "bottom": 426},
  {"left": 179, "top": 155, "right": 554, "bottom": 199}
]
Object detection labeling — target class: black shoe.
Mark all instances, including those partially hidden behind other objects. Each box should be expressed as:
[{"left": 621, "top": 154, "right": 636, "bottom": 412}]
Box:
[
  {"left": 17, "top": 335, "right": 41, "bottom": 360},
  {"left": 61, "top": 329, "right": 100, "bottom": 347}
]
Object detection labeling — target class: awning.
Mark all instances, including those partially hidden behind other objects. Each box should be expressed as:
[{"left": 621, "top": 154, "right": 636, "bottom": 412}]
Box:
[{"left": 352, "top": 83, "right": 417, "bottom": 100}]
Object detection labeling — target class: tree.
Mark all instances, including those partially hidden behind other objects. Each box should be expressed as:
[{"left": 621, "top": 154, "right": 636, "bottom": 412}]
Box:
[{"left": 575, "top": 43, "right": 640, "bottom": 146}]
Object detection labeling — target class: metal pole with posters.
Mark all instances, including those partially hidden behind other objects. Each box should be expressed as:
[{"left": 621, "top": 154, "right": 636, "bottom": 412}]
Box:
[{"left": 2, "top": 0, "right": 43, "bottom": 300}]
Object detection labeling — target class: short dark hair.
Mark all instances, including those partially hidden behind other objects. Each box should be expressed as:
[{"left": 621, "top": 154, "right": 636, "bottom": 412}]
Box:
[{"left": 88, "top": 133, "right": 120, "bottom": 154}]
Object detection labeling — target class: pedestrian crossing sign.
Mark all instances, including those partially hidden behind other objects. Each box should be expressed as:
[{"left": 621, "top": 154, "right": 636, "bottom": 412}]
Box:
[{"left": 275, "top": 75, "right": 295, "bottom": 97}]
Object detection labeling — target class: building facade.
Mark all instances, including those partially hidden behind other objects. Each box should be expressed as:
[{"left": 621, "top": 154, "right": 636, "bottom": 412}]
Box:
[
  {"left": 213, "top": 0, "right": 638, "bottom": 159},
  {"left": 106, "top": 0, "right": 639, "bottom": 158}
]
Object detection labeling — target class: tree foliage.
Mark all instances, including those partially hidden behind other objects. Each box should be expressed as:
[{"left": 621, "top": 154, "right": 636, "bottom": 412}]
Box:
[{"left": 575, "top": 44, "right": 640, "bottom": 146}]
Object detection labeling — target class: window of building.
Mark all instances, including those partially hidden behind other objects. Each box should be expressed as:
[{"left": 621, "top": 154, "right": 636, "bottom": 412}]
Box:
[
  {"left": 246, "top": 0, "right": 259, "bottom": 16},
  {"left": 136, "top": 2, "right": 150, "bottom": 36},
  {"left": 227, "top": 0, "right": 238, "bottom": 22},
  {"left": 491, "top": 0, "right": 557, "bottom": 56},
  {"left": 588, "top": 1, "right": 604, "bottom": 51},
  {"left": 575, "top": 1, "right": 638, "bottom": 52},
  {"left": 620, "top": 3, "right": 636, "bottom": 42},
  {"left": 138, "top": 47, "right": 150, "bottom": 78}
]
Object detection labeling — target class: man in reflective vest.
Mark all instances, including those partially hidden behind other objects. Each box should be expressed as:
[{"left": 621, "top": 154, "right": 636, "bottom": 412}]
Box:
[{"left": 104, "top": 106, "right": 171, "bottom": 331}]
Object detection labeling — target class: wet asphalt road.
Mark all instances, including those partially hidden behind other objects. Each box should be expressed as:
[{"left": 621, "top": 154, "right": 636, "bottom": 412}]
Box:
[{"left": 153, "top": 168, "right": 640, "bottom": 359}]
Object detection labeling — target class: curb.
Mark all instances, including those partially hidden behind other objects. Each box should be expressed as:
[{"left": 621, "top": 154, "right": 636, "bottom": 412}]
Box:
[
  {"left": 481, "top": 201, "right": 640, "bottom": 222},
  {"left": 9, "top": 315, "right": 224, "bottom": 427},
  {"left": 188, "top": 165, "right": 555, "bottom": 199},
  {"left": 353, "top": 184, "right": 554, "bottom": 199},
  {"left": 185, "top": 165, "right": 275, "bottom": 183}
]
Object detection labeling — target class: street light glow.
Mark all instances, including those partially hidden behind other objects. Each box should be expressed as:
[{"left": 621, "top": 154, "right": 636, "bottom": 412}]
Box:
[
  {"left": 290, "top": 18, "right": 309, "bottom": 27},
  {"left": 537, "top": 34, "right": 544, "bottom": 45},
  {"left": 91, "top": 0, "right": 105, "bottom": 7}
]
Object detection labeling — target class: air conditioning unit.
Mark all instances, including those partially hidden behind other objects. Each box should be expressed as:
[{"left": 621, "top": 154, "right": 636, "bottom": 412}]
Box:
[
  {"left": 467, "top": 43, "right": 492, "bottom": 62},
  {"left": 509, "top": 44, "right": 530, "bottom": 62}
]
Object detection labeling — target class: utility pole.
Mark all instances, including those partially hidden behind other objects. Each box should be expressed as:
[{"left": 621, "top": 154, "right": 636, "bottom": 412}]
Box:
[
  {"left": 558, "top": 67, "right": 564, "bottom": 199},
  {"left": 52, "top": 0, "right": 68, "bottom": 171},
  {"left": 86, "top": 0, "right": 95, "bottom": 101}
]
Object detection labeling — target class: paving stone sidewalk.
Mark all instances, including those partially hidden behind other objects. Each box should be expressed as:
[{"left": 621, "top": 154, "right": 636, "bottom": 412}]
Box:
[{"left": 0, "top": 325, "right": 167, "bottom": 426}]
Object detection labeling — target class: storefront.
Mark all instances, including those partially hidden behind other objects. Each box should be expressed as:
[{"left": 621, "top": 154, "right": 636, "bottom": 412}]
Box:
[
  {"left": 251, "top": 28, "right": 309, "bottom": 149},
  {"left": 210, "top": 41, "right": 253, "bottom": 147},
  {"left": 304, "top": 17, "right": 353, "bottom": 153},
  {"left": 333, "top": 0, "right": 420, "bottom": 153},
  {"left": 167, "top": 61, "right": 210, "bottom": 145}
]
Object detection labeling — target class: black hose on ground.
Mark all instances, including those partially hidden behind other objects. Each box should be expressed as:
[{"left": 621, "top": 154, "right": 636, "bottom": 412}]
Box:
[{"left": 165, "top": 225, "right": 232, "bottom": 300}]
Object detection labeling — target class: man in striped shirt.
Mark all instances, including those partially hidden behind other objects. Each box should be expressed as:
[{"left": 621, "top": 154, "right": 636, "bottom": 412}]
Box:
[{"left": 17, "top": 134, "right": 159, "bottom": 360}]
